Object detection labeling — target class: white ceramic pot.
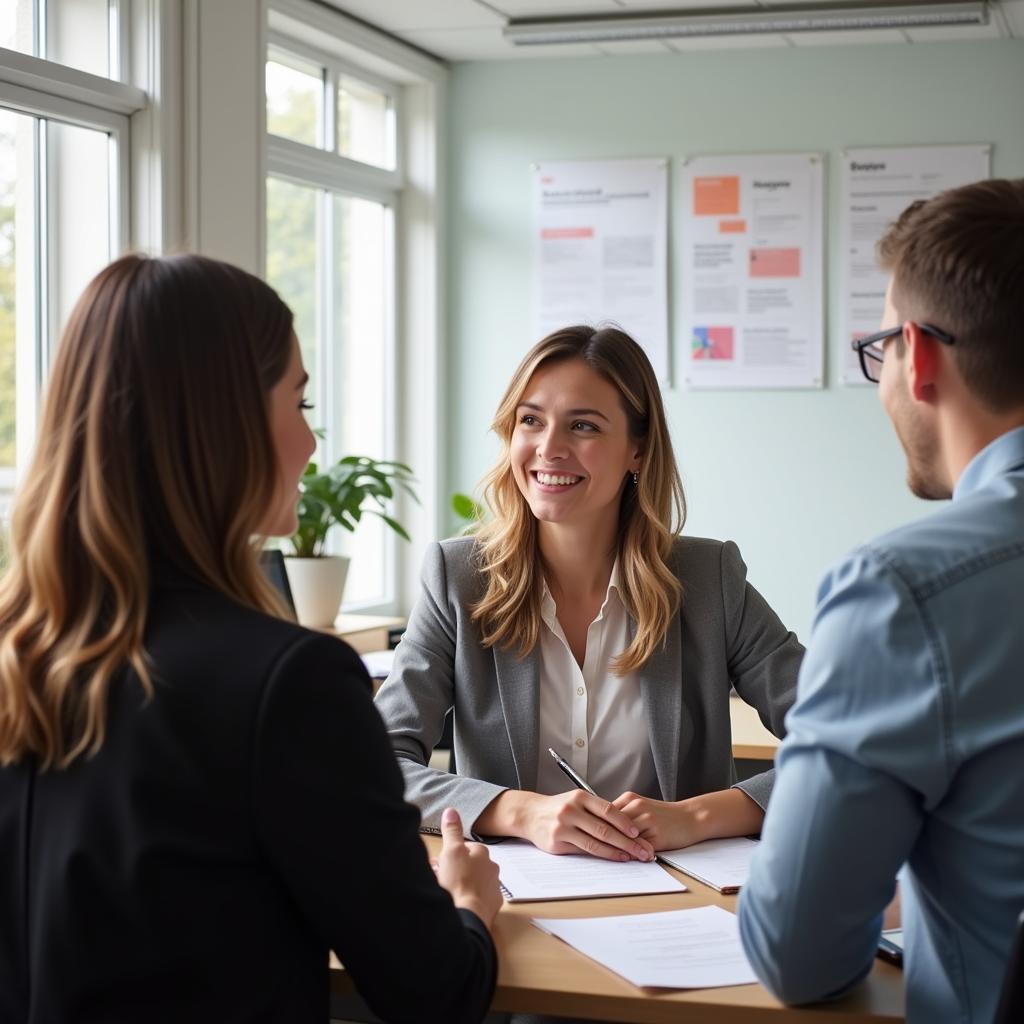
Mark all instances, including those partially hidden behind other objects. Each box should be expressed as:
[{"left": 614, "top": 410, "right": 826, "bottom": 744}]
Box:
[{"left": 283, "top": 555, "right": 350, "bottom": 628}]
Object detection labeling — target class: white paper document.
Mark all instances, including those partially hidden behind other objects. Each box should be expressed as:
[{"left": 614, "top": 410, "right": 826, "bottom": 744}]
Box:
[
  {"left": 533, "top": 158, "right": 669, "bottom": 380},
  {"left": 657, "top": 837, "right": 758, "bottom": 893},
  {"left": 487, "top": 840, "right": 687, "bottom": 902},
  {"left": 680, "top": 152, "right": 824, "bottom": 390},
  {"left": 840, "top": 144, "right": 990, "bottom": 385},
  {"left": 359, "top": 648, "right": 394, "bottom": 680},
  {"left": 533, "top": 905, "right": 757, "bottom": 989}
]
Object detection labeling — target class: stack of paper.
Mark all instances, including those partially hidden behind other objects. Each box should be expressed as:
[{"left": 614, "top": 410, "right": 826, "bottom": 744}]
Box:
[
  {"left": 657, "top": 837, "right": 759, "bottom": 894},
  {"left": 485, "top": 840, "right": 687, "bottom": 902},
  {"left": 533, "top": 906, "right": 757, "bottom": 989}
]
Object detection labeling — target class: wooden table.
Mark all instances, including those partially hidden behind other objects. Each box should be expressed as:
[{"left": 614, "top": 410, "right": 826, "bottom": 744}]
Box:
[
  {"left": 330, "top": 838, "right": 904, "bottom": 1023},
  {"left": 730, "top": 695, "right": 781, "bottom": 761},
  {"left": 326, "top": 613, "right": 404, "bottom": 654}
]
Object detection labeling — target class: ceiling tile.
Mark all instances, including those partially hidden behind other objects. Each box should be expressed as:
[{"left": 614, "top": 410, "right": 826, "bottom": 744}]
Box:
[
  {"left": 787, "top": 28, "right": 907, "bottom": 44},
  {"left": 905, "top": 21, "right": 1005, "bottom": 40},
  {"left": 399, "top": 26, "right": 603, "bottom": 59},
  {"left": 993, "top": 1, "right": 1024, "bottom": 37},
  {"left": 665, "top": 33, "right": 790, "bottom": 49},
  {"left": 325, "top": 0, "right": 1023, "bottom": 55},
  {"left": 323, "top": 0, "right": 503, "bottom": 31}
]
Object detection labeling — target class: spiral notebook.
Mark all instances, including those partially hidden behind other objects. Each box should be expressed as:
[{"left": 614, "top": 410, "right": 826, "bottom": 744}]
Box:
[{"left": 486, "top": 840, "right": 687, "bottom": 902}]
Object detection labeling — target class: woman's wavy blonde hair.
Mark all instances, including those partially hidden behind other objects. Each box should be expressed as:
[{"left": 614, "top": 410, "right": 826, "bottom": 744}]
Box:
[
  {"left": 472, "top": 325, "right": 686, "bottom": 673},
  {"left": 0, "top": 254, "right": 293, "bottom": 769}
]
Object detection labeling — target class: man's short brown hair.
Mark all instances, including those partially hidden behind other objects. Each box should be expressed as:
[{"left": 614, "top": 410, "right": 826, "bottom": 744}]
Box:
[{"left": 878, "top": 178, "right": 1024, "bottom": 411}]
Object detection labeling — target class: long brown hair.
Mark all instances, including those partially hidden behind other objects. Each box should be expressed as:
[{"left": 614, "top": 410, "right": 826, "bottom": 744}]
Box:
[
  {"left": 0, "top": 254, "right": 294, "bottom": 768},
  {"left": 472, "top": 325, "right": 686, "bottom": 673}
]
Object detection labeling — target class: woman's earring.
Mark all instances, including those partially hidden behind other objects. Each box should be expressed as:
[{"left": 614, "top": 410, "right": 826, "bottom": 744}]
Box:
[{"left": 632, "top": 471, "right": 639, "bottom": 486}]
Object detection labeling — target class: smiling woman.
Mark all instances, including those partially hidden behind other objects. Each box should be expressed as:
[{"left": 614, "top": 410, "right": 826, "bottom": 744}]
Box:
[
  {"left": 513, "top": 359, "right": 641, "bottom": 536},
  {"left": 375, "top": 324, "right": 805, "bottom": 862}
]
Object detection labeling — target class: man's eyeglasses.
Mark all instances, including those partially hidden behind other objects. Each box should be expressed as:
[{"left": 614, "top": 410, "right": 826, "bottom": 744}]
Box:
[{"left": 850, "top": 323, "right": 955, "bottom": 384}]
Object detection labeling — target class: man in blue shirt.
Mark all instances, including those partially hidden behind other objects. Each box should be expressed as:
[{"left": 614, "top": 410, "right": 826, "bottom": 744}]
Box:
[{"left": 739, "top": 178, "right": 1024, "bottom": 1024}]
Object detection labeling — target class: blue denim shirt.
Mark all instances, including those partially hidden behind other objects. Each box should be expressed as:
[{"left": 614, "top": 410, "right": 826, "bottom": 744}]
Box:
[{"left": 739, "top": 426, "right": 1024, "bottom": 1024}]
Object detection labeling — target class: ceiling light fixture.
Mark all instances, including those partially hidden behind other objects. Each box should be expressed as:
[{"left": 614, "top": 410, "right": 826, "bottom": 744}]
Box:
[{"left": 502, "top": 2, "right": 987, "bottom": 44}]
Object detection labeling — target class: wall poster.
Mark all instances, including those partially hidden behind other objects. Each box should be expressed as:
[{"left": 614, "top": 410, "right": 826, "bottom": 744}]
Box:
[
  {"left": 533, "top": 158, "right": 669, "bottom": 380},
  {"left": 840, "top": 144, "right": 991, "bottom": 385},
  {"left": 680, "top": 152, "right": 825, "bottom": 390}
]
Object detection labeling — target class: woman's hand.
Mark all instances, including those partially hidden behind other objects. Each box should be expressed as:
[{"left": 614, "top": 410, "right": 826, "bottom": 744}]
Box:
[
  {"left": 611, "top": 792, "right": 704, "bottom": 851},
  {"left": 433, "top": 808, "right": 503, "bottom": 930},
  {"left": 519, "top": 790, "right": 655, "bottom": 861},
  {"left": 474, "top": 788, "right": 654, "bottom": 862},
  {"left": 612, "top": 788, "right": 766, "bottom": 851}
]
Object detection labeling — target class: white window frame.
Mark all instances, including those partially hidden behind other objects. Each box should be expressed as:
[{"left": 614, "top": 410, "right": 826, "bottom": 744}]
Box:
[
  {"left": 267, "top": 0, "right": 447, "bottom": 616},
  {"left": 0, "top": 38, "right": 146, "bottom": 489}
]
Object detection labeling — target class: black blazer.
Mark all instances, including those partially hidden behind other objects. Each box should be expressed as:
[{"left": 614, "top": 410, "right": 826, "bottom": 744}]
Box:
[{"left": 0, "top": 575, "right": 496, "bottom": 1024}]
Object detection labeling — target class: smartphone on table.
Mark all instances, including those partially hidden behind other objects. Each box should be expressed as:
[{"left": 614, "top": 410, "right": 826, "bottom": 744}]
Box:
[{"left": 877, "top": 928, "right": 904, "bottom": 967}]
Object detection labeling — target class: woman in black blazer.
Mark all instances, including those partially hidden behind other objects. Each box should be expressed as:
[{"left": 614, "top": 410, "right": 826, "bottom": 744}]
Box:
[{"left": 0, "top": 254, "right": 500, "bottom": 1024}]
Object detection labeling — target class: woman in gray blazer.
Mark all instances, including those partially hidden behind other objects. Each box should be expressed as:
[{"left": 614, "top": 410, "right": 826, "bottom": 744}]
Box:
[{"left": 375, "top": 325, "right": 803, "bottom": 861}]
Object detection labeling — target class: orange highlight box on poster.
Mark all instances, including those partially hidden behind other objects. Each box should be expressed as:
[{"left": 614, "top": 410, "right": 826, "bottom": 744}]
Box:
[
  {"left": 719, "top": 220, "right": 746, "bottom": 234},
  {"left": 749, "top": 247, "right": 801, "bottom": 278},
  {"left": 693, "top": 177, "right": 740, "bottom": 216}
]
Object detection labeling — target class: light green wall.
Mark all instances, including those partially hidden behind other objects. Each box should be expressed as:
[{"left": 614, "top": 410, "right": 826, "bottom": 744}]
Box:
[{"left": 445, "top": 40, "right": 1024, "bottom": 639}]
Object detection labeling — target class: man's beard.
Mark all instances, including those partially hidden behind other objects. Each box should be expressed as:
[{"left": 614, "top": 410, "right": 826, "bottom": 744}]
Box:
[{"left": 892, "top": 403, "right": 951, "bottom": 501}]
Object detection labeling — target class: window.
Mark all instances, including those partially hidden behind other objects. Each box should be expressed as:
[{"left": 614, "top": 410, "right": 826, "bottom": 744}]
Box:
[
  {"left": 1, "top": 0, "right": 121, "bottom": 80},
  {"left": 266, "top": 52, "right": 323, "bottom": 149},
  {"left": 266, "top": 0, "right": 445, "bottom": 614},
  {"left": 0, "top": 1, "right": 143, "bottom": 500},
  {"left": 265, "top": 33, "right": 401, "bottom": 610}
]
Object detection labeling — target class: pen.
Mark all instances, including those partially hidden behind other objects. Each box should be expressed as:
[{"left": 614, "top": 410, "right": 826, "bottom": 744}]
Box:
[
  {"left": 549, "top": 748, "right": 663, "bottom": 864},
  {"left": 548, "top": 747, "right": 598, "bottom": 796}
]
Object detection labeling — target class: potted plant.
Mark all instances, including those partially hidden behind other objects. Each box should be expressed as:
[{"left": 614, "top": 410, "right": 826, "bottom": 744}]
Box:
[{"left": 285, "top": 455, "right": 418, "bottom": 627}]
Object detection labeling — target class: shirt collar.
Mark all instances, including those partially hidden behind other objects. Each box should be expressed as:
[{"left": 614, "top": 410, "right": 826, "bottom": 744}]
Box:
[
  {"left": 953, "top": 425, "right": 1024, "bottom": 502},
  {"left": 540, "top": 556, "right": 622, "bottom": 622}
]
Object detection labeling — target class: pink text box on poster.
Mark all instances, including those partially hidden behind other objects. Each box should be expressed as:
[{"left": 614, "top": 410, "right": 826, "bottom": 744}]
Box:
[{"left": 749, "top": 247, "right": 801, "bottom": 278}]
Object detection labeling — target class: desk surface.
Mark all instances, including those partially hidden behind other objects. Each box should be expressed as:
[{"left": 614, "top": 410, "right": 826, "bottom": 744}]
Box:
[
  {"left": 331, "top": 837, "right": 904, "bottom": 1023},
  {"left": 730, "top": 695, "right": 781, "bottom": 760}
]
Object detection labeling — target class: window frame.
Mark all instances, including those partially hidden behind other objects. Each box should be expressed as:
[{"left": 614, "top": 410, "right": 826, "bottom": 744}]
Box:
[
  {"left": 267, "top": 29, "right": 403, "bottom": 177},
  {"left": 0, "top": 41, "right": 145, "bottom": 490},
  {"left": 266, "top": 0, "right": 446, "bottom": 616},
  {"left": 266, "top": 57, "right": 401, "bottom": 613}
]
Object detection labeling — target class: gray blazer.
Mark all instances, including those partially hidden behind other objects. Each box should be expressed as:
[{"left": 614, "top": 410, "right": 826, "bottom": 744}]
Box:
[{"left": 374, "top": 535, "right": 803, "bottom": 836}]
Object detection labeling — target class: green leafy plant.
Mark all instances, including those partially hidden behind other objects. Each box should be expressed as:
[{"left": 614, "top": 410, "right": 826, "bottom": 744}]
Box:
[
  {"left": 290, "top": 456, "right": 418, "bottom": 559},
  {"left": 451, "top": 492, "right": 483, "bottom": 523},
  {"left": 450, "top": 492, "right": 485, "bottom": 536}
]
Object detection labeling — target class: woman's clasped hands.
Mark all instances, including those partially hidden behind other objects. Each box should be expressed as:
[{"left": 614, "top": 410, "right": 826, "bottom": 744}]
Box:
[{"left": 482, "top": 788, "right": 656, "bottom": 862}]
